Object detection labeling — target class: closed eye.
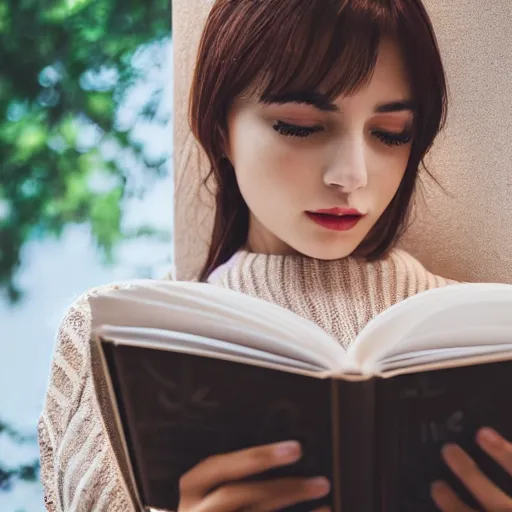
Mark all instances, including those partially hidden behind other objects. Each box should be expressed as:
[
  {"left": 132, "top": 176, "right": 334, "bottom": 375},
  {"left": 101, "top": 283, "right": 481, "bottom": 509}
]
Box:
[
  {"left": 273, "top": 120, "right": 412, "bottom": 146},
  {"left": 372, "top": 128, "right": 412, "bottom": 147},
  {"left": 273, "top": 120, "right": 324, "bottom": 138}
]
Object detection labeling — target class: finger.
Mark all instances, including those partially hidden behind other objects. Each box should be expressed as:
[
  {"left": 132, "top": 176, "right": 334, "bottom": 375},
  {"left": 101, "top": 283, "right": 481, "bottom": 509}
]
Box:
[
  {"left": 477, "top": 427, "right": 512, "bottom": 475},
  {"left": 197, "top": 476, "right": 330, "bottom": 512},
  {"left": 179, "top": 440, "right": 302, "bottom": 498},
  {"left": 430, "top": 481, "right": 477, "bottom": 512},
  {"left": 442, "top": 443, "right": 512, "bottom": 510}
]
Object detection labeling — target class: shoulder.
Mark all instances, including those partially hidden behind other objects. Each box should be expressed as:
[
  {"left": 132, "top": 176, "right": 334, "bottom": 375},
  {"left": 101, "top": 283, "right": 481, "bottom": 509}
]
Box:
[
  {"left": 45, "top": 283, "right": 134, "bottom": 415},
  {"left": 49, "top": 280, "right": 158, "bottom": 392},
  {"left": 41, "top": 281, "right": 143, "bottom": 510},
  {"left": 56, "top": 283, "right": 131, "bottom": 341}
]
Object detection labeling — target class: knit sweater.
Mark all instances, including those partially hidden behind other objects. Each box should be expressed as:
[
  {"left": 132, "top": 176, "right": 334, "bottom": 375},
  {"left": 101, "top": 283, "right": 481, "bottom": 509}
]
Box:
[{"left": 38, "top": 249, "right": 456, "bottom": 511}]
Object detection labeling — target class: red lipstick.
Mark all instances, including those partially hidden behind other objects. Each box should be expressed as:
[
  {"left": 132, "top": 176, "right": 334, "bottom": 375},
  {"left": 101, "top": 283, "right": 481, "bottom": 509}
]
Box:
[{"left": 306, "top": 208, "right": 363, "bottom": 231}]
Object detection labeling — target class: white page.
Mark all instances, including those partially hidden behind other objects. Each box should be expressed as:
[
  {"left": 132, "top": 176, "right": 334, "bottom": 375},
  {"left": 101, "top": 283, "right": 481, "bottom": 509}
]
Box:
[
  {"left": 376, "top": 350, "right": 512, "bottom": 379},
  {"left": 97, "top": 325, "right": 325, "bottom": 373},
  {"left": 89, "top": 279, "right": 344, "bottom": 370},
  {"left": 347, "top": 283, "right": 512, "bottom": 375},
  {"left": 378, "top": 344, "right": 512, "bottom": 372}
]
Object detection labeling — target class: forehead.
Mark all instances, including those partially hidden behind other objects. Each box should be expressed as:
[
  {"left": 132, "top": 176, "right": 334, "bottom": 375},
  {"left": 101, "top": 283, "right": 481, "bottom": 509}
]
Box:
[{"left": 366, "top": 38, "right": 412, "bottom": 98}]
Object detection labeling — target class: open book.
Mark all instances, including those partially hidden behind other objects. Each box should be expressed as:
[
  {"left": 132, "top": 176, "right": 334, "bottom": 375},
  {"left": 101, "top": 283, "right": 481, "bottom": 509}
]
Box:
[{"left": 91, "top": 280, "right": 512, "bottom": 511}]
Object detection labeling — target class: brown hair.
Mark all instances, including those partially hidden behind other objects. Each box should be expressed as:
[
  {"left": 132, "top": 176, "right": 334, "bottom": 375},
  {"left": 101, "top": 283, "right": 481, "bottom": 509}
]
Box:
[{"left": 190, "top": 0, "right": 447, "bottom": 281}]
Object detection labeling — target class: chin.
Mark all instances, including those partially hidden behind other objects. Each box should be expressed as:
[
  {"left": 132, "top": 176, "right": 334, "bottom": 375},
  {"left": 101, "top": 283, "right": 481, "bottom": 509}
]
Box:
[
  {"left": 292, "top": 241, "right": 360, "bottom": 261},
  {"left": 283, "top": 220, "right": 370, "bottom": 261}
]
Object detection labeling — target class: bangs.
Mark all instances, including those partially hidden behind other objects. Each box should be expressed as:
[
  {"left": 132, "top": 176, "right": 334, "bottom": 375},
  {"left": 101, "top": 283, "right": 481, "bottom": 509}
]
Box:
[{"left": 239, "top": 0, "right": 400, "bottom": 102}]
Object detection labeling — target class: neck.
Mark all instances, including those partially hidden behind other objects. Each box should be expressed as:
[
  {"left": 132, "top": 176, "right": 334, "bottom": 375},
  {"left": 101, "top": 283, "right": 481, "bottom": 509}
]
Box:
[{"left": 246, "top": 214, "right": 298, "bottom": 256}]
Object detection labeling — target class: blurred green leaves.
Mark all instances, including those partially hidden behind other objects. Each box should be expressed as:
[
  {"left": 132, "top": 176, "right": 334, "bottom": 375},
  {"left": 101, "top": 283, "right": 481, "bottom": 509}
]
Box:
[{"left": 0, "top": 0, "right": 172, "bottom": 302}]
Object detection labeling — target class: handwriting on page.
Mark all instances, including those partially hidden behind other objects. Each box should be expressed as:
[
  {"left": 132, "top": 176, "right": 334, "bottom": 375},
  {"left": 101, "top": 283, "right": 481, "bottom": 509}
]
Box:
[
  {"left": 398, "top": 376, "right": 467, "bottom": 444},
  {"left": 387, "top": 361, "right": 512, "bottom": 512},
  {"left": 397, "top": 370, "right": 507, "bottom": 446},
  {"left": 420, "top": 410, "right": 464, "bottom": 444},
  {"left": 141, "top": 360, "right": 219, "bottom": 427},
  {"left": 399, "top": 375, "right": 445, "bottom": 400}
]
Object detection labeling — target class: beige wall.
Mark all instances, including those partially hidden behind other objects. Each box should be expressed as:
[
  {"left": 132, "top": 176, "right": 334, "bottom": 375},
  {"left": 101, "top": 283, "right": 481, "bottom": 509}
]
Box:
[{"left": 173, "top": 0, "right": 512, "bottom": 283}]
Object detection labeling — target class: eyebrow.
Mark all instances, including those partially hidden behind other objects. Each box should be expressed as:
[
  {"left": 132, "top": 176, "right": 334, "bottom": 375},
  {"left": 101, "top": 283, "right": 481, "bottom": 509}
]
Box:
[
  {"left": 260, "top": 91, "right": 340, "bottom": 112},
  {"left": 260, "top": 91, "right": 416, "bottom": 114},
  {"left": 374, "top": 100, "right": 416, "bottom": 114}
]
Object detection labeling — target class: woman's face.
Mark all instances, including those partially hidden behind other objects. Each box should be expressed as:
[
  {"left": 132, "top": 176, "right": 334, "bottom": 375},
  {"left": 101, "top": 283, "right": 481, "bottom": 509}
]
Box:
[{"left": 226, "top": 38, "right": 414, "bottom": 259}]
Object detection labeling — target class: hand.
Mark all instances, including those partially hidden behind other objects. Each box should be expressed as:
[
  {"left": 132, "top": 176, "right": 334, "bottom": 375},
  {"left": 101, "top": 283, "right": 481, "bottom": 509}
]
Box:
[
  {"left": 178, "top": 440, "right": 331, "bottom": 512},
  {"left": 431, "top": 427, "right": 512, "bottom": 511}
]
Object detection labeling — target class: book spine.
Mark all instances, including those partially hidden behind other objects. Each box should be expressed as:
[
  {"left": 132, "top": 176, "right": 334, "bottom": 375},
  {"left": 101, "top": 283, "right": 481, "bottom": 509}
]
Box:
[
  {"left": 333, "top": 378, "right": 376, "bottom": 511},
  {"left": 102, "top": 342, "right": 154, "bottom": 505}
]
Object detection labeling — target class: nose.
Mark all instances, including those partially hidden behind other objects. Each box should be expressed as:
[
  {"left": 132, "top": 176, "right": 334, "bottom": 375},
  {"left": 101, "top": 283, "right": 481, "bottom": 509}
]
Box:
[{"left": 323, "top": 136, "right": 368, "bottom": 193}]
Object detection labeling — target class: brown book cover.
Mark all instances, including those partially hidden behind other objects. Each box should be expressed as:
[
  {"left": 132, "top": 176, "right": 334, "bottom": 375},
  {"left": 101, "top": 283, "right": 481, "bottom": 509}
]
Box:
[
  {"left": 84, "top": 279, "right": 512, "bottom": 511},
  {"left": 100, "top": 341, "right": 512, "bottom": 512}
]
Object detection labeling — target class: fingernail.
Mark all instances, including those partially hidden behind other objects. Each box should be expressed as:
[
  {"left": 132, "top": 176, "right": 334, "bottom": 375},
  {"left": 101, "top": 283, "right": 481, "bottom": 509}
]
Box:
[
  {"left": 274, "top": 440, "right": 301, "bottom": 462},
  {"left": 306, "top": 477, "right": 331, "bottom": 498},
  {"left": 441, "top": 443, "right": 459, "bottom": 461},
  {"left": 478, "top": 427, "right": 503, "bottom": 449},
  {"left": 441, "top": 443, "right": 475, "bottom": 474},
  {"left": 431, "top": 480, "right": 449, "bottom": 497}
]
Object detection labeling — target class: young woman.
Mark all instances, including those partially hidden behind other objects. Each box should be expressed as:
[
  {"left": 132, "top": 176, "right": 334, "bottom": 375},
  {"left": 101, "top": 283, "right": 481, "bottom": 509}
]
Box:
[{"left": 39, "top": 0, "right": 512, "bottom": 511}]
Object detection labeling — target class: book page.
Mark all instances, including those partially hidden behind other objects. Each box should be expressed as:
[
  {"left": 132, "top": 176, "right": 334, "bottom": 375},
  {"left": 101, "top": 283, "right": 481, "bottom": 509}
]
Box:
[
  {"left": 90, "top": 279, "right": 344, "bottom": 371},
  {"left": 96, "top": 325, "right": 325, "bottom": 373},
  {"left": 346, "top": 283, "right": 512, "bottom": 375},
  {"left": 376, "top": 350, "right": 512, "bottom": 379},
  {"left": 377, "top": 345, "right": 512, "bottom": 373}
]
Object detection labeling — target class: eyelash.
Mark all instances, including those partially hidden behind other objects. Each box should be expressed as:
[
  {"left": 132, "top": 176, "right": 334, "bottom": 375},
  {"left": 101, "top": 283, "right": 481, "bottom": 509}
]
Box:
[
  {"left": 273, "top": 121, "right": 323, "bottom": 138},
  {"left": 371, "top": 129, "right": 412, "bottom": 146},
  {"left": 273, "top": 121, "right": 413, "bottom": 147}
]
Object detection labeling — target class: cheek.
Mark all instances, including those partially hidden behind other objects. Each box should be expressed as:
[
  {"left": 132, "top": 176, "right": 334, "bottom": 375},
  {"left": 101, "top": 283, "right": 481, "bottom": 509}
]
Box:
[
  {"left": 372, "top": 149, "right": 409, "bottom": 193},
  {"left": 365, "top": 149, "right": 409, "bottom": 214},
  {"left": 230, "top": 123, "right": 312, "bottom": 201}
]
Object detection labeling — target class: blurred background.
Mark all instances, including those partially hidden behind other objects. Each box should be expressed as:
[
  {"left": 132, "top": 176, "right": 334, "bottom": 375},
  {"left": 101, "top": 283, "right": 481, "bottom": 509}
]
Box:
[{"left": 0, "top": 0, "right": 173, "bottom": 509}]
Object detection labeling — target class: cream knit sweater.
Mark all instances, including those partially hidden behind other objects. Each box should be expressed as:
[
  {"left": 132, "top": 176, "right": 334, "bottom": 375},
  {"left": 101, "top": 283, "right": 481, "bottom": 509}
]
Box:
[{"left": 38, "top": 249, "right": 456, "bottom": 511}]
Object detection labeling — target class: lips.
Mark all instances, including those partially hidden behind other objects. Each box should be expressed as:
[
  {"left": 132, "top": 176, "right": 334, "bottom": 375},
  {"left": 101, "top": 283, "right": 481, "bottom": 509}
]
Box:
[
  {"left": 314, "top": 207, "right": 362, "bottom": 216},
  {"left": 306, "top": 208, "right": 364, "bottom": 232}
]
